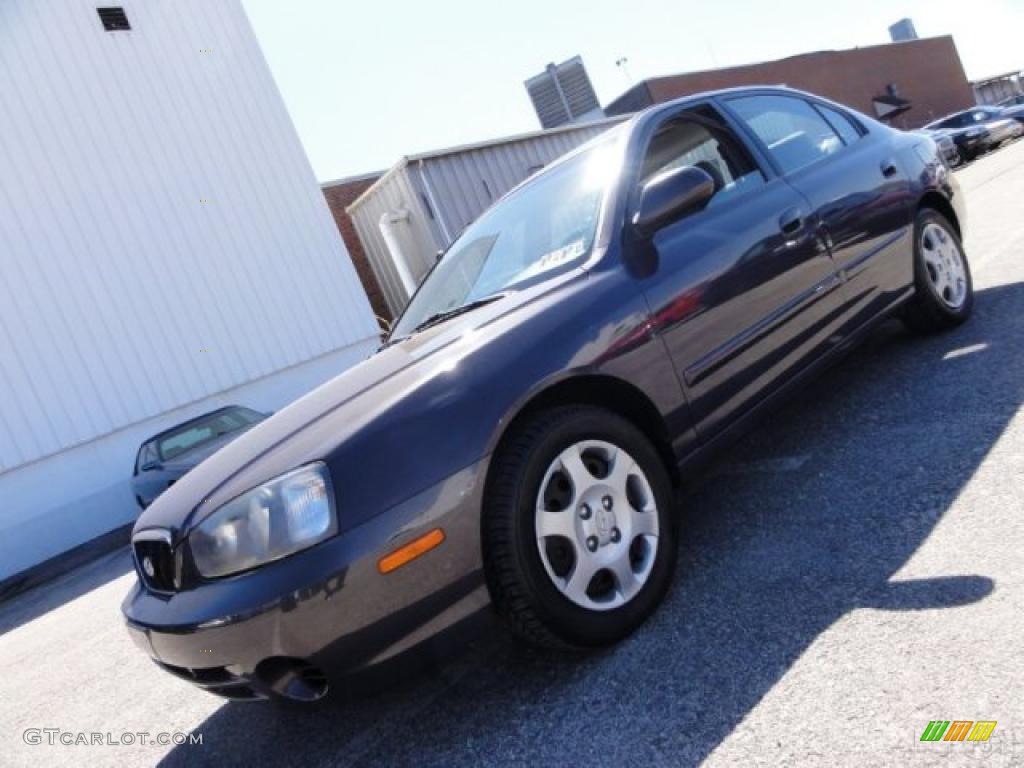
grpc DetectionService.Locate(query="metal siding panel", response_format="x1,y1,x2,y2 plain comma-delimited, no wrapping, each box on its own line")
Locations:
401,169,441,279
348,163,441,317
440,157,480,235
349,173,412,317
44,3,241,406
156,1,319,379
406,163,449,250
0,0,377,472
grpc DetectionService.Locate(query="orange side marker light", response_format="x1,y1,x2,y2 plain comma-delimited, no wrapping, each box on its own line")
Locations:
378,528,445,574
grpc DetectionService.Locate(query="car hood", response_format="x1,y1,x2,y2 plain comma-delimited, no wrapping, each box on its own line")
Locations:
130,280,565,541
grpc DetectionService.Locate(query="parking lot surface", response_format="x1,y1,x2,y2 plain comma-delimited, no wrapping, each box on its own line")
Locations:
2,142,1023,768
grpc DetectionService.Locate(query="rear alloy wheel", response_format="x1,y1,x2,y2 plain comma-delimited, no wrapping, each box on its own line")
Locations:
483,406,677,648
903,209,973,333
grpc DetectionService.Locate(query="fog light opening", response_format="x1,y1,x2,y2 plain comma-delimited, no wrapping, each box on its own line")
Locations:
252,657,329,702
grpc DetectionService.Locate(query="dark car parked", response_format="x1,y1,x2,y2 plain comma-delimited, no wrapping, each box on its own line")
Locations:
924,106,1023,161
996,102,1024,125
131,406,268,509
123,87,972,703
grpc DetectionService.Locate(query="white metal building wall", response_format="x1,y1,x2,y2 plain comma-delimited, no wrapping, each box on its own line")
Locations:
0,0,379,580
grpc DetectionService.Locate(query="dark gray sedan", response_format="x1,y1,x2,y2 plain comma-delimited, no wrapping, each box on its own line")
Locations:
131,406,267,509
123,87,971,703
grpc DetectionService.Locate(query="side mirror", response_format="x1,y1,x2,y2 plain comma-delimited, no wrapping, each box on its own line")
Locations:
633,165,715,238
141,461,163,472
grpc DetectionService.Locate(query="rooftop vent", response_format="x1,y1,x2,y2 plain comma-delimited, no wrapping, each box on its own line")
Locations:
525,56,604,129
97,7,131,31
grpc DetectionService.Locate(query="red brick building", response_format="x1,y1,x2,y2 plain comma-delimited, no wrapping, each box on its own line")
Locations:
321,171,390,322
605,36,975,129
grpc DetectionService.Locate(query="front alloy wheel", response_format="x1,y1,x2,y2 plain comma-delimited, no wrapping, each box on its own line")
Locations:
535,440,659,611
484,405,677,648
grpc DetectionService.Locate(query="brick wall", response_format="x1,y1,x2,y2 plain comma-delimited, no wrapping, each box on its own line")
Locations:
608,36,975,129
322,173,391,322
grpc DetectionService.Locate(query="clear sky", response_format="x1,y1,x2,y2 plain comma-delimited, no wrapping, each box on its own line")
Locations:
241,0,1023,182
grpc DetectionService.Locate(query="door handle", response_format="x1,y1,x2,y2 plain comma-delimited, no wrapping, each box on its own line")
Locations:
779,208,804,235
880,159,899,178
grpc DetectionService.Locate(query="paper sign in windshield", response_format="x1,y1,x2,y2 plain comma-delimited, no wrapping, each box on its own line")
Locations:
537,239,586,271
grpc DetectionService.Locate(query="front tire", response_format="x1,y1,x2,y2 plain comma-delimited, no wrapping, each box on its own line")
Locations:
903,209,973,333
483,405,677,649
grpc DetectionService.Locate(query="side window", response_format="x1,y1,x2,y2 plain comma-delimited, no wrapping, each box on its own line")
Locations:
727,94,844,174
639,105,766,214
816,104,862,145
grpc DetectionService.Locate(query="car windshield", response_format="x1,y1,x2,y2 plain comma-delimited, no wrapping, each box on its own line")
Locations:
389,130,624,339
926,113,968,130
156,407,264,461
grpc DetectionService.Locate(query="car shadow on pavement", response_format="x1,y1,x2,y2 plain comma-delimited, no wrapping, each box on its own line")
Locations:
160,281,1022,768
0,549,133,637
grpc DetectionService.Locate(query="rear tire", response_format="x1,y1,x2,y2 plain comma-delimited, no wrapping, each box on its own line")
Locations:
902,209,973,333
482,405,677,649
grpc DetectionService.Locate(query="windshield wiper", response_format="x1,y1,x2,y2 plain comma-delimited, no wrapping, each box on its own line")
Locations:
378,293,509,351
410,293,508,335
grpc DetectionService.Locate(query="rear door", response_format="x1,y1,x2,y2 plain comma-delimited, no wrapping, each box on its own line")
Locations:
722,92,915,333
629,102,845,439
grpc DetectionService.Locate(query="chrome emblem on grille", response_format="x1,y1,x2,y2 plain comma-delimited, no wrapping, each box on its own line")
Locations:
142,556,155,579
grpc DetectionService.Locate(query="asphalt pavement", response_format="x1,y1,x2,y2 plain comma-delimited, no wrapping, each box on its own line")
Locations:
2,141,1023,768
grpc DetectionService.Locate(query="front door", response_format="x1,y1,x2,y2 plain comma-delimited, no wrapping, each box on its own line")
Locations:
630,103,845,438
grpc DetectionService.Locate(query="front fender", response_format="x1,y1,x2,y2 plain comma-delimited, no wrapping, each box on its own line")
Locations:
323,266,689,534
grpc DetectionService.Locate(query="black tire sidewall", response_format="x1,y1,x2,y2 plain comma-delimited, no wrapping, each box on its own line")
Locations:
913,209,973,322
506,408,677,647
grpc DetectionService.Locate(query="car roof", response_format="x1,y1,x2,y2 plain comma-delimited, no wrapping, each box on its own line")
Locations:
642,84,849,117
926,111,970,127
490,86,830,205
935,106,995,121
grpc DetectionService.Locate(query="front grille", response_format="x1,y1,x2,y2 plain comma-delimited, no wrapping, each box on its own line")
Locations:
134,538,177,591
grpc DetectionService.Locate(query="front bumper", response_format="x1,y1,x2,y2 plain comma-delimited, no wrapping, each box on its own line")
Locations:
122,461,490,701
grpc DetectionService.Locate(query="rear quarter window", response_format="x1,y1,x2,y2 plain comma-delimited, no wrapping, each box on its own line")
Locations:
815,104,862,145
727,94,844,175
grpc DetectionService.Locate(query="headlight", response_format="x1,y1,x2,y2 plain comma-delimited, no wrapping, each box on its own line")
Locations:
190,463,336,578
